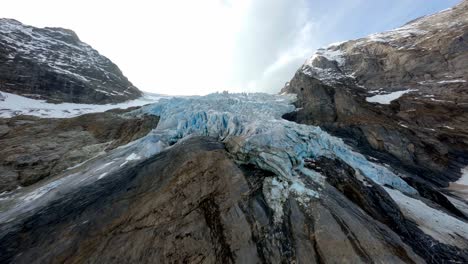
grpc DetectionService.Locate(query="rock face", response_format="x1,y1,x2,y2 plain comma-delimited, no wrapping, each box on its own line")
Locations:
0,108,159,192
0,91,467,263
282,0,468,188
0,137,428,263
1,2,468,264
0,18,142,104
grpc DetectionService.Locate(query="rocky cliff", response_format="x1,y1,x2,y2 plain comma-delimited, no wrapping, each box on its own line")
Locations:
0,137,429,263
1,91,467,263
282,0,468,189
1,2,468,264
0,19,142,104
0,108,159,192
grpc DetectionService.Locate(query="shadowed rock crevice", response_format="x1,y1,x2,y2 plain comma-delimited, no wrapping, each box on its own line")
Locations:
199,197,235,263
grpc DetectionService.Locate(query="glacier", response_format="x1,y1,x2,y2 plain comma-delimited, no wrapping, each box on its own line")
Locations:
138,93,415,192
0,92,417,223
136,92,418,220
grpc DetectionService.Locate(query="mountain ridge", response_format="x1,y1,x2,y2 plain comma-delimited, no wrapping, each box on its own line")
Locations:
282,0,468,190
0,18,142,104
1,2,468,263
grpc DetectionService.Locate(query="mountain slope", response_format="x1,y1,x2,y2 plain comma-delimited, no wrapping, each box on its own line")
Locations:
1,2,468,263
0,137,427,263
0,18,141,104
1,93,467,263
282,0,468,190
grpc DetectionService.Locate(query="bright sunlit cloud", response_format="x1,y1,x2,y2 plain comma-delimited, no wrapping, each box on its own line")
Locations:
0,0,460,95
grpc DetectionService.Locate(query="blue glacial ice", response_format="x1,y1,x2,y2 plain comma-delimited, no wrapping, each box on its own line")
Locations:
0,92,417,224
137,92,416,195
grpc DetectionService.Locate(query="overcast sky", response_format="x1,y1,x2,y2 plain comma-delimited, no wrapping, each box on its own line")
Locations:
0,0,461,95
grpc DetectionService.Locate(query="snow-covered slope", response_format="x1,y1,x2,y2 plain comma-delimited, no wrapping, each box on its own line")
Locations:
298,0,468,91
0,18,142,104
0,91,165,118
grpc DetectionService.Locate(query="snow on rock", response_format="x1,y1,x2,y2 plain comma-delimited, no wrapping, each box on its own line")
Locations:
366,89,417,104
125,153,141,161
457,166,468,186
0,91,166,118
437,79,466,84
419,79,467,85
98,173,108,180
305,47,346,67
385,187,468,247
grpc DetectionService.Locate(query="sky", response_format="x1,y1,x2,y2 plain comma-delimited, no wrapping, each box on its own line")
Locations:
0,0,461,95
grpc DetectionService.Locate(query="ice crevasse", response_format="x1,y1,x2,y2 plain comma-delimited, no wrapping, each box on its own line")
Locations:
132,93,417,219
0,92,419,224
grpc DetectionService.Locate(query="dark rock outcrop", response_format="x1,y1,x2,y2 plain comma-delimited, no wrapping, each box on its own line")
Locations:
0,137,431,263
310,156,468,262
0,108,159,192
0,18,142,104
282,0,468,188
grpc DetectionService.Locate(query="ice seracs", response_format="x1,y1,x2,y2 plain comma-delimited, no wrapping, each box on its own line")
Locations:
137,92,422,221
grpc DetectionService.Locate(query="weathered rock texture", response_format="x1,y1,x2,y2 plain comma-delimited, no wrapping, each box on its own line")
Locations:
0,18,141,104
282,0,468,188
0,108,158,192
1,2,468,264
0,137,435,263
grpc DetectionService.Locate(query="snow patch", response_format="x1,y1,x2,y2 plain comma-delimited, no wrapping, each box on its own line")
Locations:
0,91,166,118
96,161,114,171
385,187,468,247
98,172,108,180
456,166,468,186
437,79,466,84
126,153,140,161
366,89,417,104
305,47,345,67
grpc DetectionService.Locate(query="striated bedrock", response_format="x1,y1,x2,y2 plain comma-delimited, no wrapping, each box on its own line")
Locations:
1,137,467,263
0,108,159,192
1,93,467,263
0,137,438,263
281,0,468,187
0,18,141,104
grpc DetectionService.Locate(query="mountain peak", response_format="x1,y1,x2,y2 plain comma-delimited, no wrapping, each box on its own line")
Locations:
0,18,142,104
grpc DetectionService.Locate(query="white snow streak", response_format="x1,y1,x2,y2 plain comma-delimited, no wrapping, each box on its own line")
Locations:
366,89,417,104
0,91,166,118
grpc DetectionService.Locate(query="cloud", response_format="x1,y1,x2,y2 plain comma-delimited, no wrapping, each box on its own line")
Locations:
227,0,317,92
